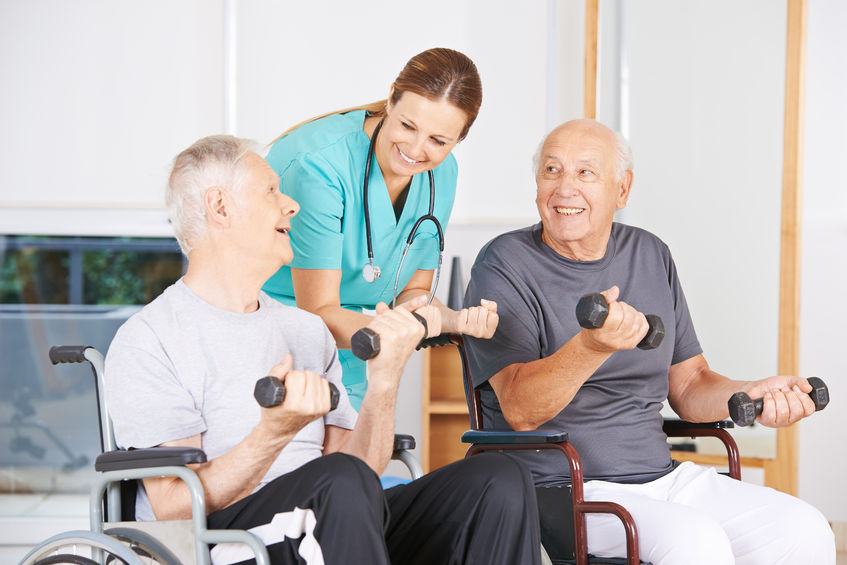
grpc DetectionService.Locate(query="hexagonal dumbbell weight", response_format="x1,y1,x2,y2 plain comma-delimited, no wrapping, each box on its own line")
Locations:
254,376,339,410
727,377,829,427
575,293,665,350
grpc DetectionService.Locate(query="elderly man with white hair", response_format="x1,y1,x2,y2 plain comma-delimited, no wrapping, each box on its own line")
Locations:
104,135,541,565
463,119,834,565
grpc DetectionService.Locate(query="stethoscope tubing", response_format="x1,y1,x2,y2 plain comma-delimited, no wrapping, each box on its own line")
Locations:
362,118,443,307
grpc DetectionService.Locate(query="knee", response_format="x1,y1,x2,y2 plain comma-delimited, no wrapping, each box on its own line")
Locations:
311,453,384,508
652,517,734,565
757,498,835,563
462,453,536,512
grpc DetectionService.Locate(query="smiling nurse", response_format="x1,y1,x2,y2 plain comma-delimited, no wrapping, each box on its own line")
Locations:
262,48,499,410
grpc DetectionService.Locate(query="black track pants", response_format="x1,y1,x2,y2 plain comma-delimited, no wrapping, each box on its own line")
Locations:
206,451,540,565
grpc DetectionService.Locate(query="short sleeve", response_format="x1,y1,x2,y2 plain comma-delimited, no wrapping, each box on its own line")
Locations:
104,321,206,449
666,252,702,365
463,251,543,389
281,157,346,269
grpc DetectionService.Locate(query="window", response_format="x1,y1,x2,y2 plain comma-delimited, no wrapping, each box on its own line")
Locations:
0,235,183,494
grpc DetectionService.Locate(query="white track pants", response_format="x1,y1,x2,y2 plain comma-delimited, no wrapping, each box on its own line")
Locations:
584,461,834,565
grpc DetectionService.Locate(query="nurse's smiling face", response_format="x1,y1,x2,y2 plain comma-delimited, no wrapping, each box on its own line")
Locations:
376,91,467,182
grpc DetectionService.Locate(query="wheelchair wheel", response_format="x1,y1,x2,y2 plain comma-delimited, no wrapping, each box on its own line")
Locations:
103,527,182,565
21,530,141,565
29,556,98,565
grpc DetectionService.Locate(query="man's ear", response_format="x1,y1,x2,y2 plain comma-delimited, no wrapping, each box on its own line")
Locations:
204,187,231,228
616,170,634,209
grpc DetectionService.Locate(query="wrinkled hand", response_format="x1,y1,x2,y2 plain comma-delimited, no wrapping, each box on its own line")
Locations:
411,303,443,338
580,286,649,353
454,299,499,339
260,354,332,435
365,295,427,389
742,376,816,427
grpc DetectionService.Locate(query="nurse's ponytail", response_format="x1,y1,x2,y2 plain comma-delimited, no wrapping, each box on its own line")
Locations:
269,47,482,146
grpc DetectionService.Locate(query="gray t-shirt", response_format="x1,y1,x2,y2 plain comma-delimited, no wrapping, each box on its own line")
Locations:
104,279,358,520
464,222,701,485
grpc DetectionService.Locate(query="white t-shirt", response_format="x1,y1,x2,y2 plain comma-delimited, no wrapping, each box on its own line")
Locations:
104,279,358,520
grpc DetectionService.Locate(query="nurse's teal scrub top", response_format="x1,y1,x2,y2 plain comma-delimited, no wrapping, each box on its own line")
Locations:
262,110,457,410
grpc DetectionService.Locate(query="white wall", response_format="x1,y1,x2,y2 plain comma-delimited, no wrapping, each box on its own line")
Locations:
798,0,847,522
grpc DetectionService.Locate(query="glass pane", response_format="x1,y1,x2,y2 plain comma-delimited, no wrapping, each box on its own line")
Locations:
0,235,182,495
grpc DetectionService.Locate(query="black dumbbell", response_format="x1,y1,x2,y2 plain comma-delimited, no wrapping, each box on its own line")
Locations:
254,376,339,411
727,377,829,427
350,312,428,361
575,293,665,350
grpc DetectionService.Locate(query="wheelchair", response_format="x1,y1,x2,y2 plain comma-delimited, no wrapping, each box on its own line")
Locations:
21,345,422,565
424,334,741,565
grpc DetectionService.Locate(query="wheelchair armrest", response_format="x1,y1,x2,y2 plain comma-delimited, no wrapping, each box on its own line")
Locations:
663,418,740,480
663,418,734,432
393,433,416,451
95,446,207,472
461,429,569,444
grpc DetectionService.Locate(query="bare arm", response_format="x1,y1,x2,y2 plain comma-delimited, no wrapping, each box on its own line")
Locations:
396,269,499,339
667,353,817,426
490,286,649,430
322,297,426,474
143,357,332,519
291,268,372,348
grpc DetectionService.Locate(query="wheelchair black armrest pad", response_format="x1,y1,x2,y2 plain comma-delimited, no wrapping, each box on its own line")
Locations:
461,429,568,444
663,418,734,430
95,446,207,472
393,433,416,451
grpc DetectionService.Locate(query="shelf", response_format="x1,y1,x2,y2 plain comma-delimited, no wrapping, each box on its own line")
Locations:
428,400,469,414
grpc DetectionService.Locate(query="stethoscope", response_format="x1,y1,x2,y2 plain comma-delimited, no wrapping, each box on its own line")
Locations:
361,118,444,308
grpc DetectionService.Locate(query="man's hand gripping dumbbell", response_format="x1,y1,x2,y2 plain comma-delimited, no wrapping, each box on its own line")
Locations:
728,377,829,427
350,296,432,361
253,355,339,430
575,286,666,350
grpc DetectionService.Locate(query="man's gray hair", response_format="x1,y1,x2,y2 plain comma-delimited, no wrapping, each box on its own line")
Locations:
532,122,634,181
166,135,257,255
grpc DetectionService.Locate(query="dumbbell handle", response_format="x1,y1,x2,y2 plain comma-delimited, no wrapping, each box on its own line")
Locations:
350,312,428,361
727,377,829,427
254,376,339,411
575,293,665,350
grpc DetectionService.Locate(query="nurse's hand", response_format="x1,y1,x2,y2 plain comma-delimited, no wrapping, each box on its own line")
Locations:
452,299,499,339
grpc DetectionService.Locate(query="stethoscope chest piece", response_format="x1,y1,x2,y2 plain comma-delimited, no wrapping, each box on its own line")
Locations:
362,262,381,283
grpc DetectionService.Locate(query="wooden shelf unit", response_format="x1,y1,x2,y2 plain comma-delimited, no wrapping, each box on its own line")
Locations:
421,344,471,473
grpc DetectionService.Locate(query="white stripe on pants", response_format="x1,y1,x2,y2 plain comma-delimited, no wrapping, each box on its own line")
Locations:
210,506,325,565
583,461,834,565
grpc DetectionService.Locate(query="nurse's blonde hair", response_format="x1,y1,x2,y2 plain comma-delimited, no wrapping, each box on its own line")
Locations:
269,47,482,145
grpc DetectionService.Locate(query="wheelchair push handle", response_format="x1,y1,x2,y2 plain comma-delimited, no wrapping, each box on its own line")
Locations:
49,345,93,364
254,376,340,411
727,376,829,427
575,293,665,350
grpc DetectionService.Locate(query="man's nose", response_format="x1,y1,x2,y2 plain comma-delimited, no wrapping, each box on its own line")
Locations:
553,174,579,196
279,192,299,217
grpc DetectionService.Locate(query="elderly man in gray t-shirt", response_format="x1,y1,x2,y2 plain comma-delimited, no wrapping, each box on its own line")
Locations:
105,135,541,565
464,119,834,565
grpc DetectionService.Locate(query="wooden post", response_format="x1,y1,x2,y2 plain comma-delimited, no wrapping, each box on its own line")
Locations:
584,0,599,119
766,0,807,495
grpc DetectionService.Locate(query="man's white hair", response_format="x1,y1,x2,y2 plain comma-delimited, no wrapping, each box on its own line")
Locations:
166,135,257,255
532,120,634,181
